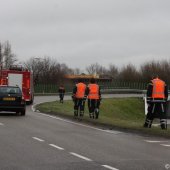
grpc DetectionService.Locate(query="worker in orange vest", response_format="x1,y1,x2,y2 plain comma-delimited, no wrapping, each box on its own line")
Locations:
72,79,87,119
143,75,168,129
86,78,101,119
58,85,65,103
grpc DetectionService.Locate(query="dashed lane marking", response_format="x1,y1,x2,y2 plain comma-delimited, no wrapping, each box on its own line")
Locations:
0,123,4,126
69,152,92,161
144,140,168,143
49,144,64,150
32,137,45,142
160,144,170,147
102,165,119,170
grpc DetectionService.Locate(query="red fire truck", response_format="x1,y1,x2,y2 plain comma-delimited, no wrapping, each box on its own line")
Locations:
0,65,34,104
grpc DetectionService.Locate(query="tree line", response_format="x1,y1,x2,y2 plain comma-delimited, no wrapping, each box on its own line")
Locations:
1,41,170,85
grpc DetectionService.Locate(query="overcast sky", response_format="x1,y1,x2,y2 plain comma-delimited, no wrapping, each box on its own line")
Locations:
0,0,170,69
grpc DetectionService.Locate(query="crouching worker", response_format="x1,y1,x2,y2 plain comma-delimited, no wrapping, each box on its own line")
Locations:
86,78,101,119
143,75,168,129
72,79,87,119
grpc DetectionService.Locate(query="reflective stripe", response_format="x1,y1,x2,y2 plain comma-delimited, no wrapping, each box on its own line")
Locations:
161,103,164,112
145,119,152,127
160,119,167,123
152,104,155,113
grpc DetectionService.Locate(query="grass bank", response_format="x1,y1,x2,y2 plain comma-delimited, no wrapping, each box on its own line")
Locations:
36,98,170,138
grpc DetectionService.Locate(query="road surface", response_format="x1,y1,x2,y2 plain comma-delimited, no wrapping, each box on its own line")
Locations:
0,95,169,170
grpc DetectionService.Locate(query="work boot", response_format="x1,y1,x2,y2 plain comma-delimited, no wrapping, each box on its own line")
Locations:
143,123,148,128
161,123,167,130
160,119,167,130
143,119,152,128
80,111,84,117
74,110,78,118
89,113,92,118
92,112,94,119
95,109,99,119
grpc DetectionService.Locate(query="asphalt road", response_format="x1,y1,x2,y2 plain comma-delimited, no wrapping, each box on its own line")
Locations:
0,95,169,170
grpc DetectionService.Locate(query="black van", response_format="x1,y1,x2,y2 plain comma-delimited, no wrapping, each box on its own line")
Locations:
0,86,26,115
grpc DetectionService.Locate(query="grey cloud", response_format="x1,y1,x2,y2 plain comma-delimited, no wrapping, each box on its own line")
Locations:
1,0,170,69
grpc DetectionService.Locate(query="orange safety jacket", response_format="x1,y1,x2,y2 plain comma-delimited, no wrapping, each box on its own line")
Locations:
75,83,86,98
151,78,165,99
88,84,100,99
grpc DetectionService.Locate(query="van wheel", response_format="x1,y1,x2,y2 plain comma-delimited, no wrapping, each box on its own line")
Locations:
21,109,26,116
16,111,20,116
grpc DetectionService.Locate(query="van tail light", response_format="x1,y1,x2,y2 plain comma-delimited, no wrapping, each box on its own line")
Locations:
21,99,25,104
21,96,25,104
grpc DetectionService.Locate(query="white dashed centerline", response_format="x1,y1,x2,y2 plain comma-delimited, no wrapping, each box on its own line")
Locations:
69,152,92,161
49,144,64,150
32,137,44,142
0,123,4,126
102,165,119,170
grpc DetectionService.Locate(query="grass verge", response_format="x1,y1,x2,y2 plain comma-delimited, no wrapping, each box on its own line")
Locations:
36,98,170,138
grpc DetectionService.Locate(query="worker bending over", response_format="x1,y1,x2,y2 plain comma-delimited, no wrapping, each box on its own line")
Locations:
144,75,168,129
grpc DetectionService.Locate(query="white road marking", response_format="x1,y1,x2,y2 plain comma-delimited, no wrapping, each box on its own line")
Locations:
69,152,92,161
49,144,64,150
0,123,4,126
160,144,170,147
102,165,119,170
33,110,122,135
144,140,168,143
32,137,44,142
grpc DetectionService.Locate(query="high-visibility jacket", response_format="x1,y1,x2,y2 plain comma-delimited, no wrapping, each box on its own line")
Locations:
151,78,165,99
88,84,100,99
75,83,86,98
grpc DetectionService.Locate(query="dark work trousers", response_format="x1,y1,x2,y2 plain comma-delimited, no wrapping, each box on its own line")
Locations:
88,99,100,119
144,102,167,129
59,93,64,103
74,98,85,117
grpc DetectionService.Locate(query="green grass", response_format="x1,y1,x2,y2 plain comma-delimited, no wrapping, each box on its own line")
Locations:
36,98,170,138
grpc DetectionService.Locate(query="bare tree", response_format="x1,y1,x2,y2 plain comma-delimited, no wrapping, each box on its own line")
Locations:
2,41,17,68
140,60,170,84
106,64,119,79
118,64,140,82
72,68,82,75
86,63,107,75
24,56,73,84
0,41,18,70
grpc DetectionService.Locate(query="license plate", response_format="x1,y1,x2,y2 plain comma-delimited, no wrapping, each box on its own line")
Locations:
3,97,15,101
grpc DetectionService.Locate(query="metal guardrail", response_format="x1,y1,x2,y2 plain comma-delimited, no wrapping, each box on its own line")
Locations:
34,82,148,93
35,89,147,95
